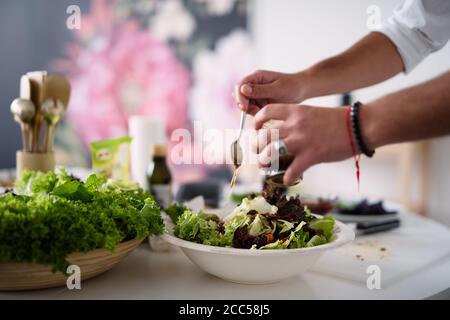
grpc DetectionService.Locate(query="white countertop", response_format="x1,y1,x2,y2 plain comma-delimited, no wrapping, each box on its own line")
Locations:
1,246,449,300
1,211,450,300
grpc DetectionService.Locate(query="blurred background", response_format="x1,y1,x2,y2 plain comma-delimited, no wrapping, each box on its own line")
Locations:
1,0,449,225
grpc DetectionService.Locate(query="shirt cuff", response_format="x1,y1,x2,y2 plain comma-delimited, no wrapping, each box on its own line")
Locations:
377,18,434,74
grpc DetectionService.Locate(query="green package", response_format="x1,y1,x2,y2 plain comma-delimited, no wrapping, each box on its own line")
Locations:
90,136,132,181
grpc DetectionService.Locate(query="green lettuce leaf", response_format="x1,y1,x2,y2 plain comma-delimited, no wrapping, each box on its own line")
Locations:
308,216,335,240
165,203,189,224
140,198,164,236
51,180,93,203
256,239,286,249
84,173,107,191
248,214,272,237
288,229,309,248
14,170,58,195
306,235,328,247
174,210,226,246
260,221,306,249
277,219,295,234
221,213,251,245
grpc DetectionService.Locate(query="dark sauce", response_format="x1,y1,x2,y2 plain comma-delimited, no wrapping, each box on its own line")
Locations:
264,154,301,187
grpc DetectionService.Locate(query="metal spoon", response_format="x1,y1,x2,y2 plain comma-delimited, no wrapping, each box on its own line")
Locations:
230,110,246,187
41,98,65,152
10,98,36,152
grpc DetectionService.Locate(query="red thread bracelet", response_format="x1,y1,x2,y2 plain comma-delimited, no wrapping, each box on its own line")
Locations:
345,106,360,191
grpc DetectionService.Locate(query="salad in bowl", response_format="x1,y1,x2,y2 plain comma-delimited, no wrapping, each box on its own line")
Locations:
173,192,335,250
163,189,354,284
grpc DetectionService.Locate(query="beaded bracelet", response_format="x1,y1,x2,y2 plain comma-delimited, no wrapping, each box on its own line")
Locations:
350,101,375,158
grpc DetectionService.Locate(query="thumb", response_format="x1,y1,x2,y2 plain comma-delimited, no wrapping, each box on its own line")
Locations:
240,82,278,100
283,156,310,186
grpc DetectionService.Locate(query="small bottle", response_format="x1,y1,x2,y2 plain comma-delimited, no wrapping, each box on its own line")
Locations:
147,144,173,208
147,144,173,252
259,120,301,188
264,154,301,187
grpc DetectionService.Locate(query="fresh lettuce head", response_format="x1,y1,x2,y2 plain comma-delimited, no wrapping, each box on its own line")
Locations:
14,168,70,195
1,169,163,273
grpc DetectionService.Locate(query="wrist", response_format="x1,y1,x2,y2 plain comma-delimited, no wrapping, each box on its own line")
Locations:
293,70,313,102
359,101,383,150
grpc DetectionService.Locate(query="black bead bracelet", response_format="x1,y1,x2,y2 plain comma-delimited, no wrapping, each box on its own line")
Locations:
350,101,375,158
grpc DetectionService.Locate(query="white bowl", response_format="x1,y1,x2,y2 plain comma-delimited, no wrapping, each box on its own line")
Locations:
162,217,355,284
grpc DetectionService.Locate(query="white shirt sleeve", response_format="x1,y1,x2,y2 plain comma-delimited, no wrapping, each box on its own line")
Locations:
378,0,450,73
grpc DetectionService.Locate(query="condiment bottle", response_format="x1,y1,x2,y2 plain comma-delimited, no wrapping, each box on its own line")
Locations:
263,154,301,187
147,144,174,252
147,144,172,208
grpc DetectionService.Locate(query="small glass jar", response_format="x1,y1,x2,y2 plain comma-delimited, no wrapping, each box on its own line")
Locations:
263,154,301,187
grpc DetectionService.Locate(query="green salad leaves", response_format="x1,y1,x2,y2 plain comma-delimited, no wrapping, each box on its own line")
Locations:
0,169,163,273
173,195,336,250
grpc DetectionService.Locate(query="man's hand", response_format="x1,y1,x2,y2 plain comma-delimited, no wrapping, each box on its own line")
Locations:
251,69,450,186
234,70,309,115
252,104,352,186
234,32,404,117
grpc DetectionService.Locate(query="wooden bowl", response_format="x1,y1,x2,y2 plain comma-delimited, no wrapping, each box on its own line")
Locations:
0,238,143,291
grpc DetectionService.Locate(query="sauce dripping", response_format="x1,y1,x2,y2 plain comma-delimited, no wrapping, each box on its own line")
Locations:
229,165,240,189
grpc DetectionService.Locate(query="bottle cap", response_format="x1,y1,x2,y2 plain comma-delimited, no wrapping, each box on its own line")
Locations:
152,144,166,157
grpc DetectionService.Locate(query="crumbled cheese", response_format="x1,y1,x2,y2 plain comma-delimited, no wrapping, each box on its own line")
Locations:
225,196,278,221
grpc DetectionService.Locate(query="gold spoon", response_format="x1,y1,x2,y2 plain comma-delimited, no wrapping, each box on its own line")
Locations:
230,110,246,188
41,98,65,152
10,99,36,152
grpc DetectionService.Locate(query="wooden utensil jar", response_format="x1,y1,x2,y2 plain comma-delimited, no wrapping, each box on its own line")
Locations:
11,70,70,177
16,151,55,177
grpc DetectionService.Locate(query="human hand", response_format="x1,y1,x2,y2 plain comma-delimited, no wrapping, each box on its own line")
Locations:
252,104,353,185
234,70,309,115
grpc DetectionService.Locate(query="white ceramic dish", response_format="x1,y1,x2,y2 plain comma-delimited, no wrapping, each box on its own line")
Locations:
162,216,355,284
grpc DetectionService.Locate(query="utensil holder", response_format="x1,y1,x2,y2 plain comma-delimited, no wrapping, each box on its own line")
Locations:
16,151,55,177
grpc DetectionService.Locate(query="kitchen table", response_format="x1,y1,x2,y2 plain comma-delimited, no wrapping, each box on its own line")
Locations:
1,211,450,300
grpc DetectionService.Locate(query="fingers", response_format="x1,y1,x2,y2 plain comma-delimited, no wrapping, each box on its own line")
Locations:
240,82,277,100
251,125,287,154
283,155,311,186
254,104,291,129
234,84,248,107
257,140,277,168
239,70,277,86
257,137,294,168
233,85,260,115
234,70,279,114
256,136,311,186
238,101,262,116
